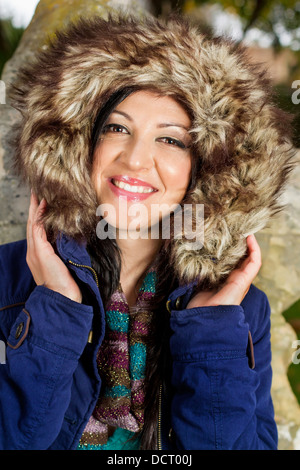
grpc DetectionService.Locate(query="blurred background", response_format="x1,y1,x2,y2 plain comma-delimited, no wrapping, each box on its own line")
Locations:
0,0,300,442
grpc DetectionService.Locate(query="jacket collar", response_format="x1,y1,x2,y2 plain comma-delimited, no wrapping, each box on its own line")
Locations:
55,232,199,311
56,232,92,267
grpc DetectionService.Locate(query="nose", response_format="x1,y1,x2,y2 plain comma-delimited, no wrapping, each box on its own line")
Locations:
118,136,154,171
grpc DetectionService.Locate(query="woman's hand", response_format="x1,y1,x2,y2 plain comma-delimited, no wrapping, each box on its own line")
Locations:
26,192,82,303
187,234,261,308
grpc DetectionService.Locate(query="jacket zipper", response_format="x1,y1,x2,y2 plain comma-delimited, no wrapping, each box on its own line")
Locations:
69,259,164,446
68,258,164,446
68,260,99,344
68,260,99,289
158,383,162,450
68,259,163,447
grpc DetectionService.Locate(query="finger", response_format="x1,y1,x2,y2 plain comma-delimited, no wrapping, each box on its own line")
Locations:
32,198,48,242
27,192,39,248
239,234,261,281
34,198,47,227
26,192,39,271
29,191,39,219
238,234,261,268
223,235,261,300
246,234,261,267
246,233,259,252
28,193,47,252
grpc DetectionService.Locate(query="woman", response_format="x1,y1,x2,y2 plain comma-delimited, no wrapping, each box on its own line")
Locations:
0,13,295,450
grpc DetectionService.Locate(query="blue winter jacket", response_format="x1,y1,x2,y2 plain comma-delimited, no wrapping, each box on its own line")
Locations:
0,235,277,450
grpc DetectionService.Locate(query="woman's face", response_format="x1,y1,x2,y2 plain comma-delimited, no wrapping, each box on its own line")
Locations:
92,90,192,237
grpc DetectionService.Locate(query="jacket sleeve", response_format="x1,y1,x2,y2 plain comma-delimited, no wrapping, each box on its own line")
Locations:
169,291,278,450
0,285,93,450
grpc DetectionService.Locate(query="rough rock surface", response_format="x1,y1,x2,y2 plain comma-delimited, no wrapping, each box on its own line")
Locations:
255,154,300,449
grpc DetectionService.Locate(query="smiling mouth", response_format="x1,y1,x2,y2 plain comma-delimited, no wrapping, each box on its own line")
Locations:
110,178,157,194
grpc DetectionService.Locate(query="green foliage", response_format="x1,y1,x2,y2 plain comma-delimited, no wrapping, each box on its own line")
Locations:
152,1,300,55
0,18,24,77
192,0,300,50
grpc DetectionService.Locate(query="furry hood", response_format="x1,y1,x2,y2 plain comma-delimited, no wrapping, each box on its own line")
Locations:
10,13,295,288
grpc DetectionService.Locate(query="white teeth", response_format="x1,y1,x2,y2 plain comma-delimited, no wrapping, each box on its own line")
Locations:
112,179,155,194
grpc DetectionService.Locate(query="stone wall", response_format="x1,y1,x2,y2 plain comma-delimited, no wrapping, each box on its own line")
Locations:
255,154,300,449
1,0,300,449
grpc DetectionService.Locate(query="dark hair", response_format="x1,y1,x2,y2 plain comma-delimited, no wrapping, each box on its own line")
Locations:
90,87,136,158
87,86,200,449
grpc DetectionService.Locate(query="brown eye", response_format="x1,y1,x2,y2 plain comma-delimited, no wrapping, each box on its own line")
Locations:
157,136,187,149
103,124,129,134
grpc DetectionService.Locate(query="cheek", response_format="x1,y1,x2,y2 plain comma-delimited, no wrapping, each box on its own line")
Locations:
160,157,192,195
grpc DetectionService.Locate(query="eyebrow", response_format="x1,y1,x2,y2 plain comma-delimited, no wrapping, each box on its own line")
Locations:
157,123,190,131
111,110,190,131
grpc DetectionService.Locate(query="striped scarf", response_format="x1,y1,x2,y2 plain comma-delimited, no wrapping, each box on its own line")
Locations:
79,267,156,446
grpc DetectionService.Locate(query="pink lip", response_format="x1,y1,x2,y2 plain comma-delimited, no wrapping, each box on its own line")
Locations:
111,175,156,188
108,175,158,202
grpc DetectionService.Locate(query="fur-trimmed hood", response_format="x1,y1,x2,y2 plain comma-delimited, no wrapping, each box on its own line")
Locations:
10,13,296,288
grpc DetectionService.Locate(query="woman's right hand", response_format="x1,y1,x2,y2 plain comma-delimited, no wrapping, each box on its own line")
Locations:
26,192,82,303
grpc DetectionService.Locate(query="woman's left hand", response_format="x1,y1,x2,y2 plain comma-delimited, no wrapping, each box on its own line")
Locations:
187,234,262,308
